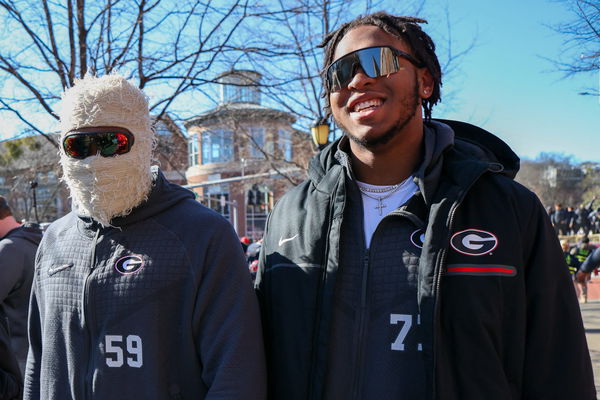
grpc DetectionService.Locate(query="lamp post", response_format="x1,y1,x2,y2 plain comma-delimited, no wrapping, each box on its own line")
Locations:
311,118,330,151
30,180,39,223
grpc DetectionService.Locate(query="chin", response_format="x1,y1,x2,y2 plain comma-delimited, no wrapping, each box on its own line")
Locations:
347,130,386,148
343,118,412,149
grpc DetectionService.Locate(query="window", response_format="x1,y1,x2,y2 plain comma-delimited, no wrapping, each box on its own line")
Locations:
188,135,199,166
154,122,171,136
205,193,230,217
279,129,293,161
248,127,265,158
47,171,57,184
35,185,59,220
223,85,260,104
201,129,233,164
246,184,272,239
200,175,230,218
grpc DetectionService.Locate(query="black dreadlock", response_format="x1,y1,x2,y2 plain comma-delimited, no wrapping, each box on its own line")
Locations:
319,12,442,121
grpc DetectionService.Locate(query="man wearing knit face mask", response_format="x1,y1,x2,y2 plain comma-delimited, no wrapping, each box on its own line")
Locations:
24,74,266,400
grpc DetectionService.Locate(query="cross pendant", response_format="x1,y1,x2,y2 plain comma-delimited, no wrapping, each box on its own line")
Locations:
375,199,386,216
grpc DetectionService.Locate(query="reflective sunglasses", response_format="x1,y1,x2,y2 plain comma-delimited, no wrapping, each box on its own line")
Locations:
62,127,135,159
325,46,424,92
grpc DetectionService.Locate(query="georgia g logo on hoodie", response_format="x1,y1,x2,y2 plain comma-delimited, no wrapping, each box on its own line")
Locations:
115,255,145,275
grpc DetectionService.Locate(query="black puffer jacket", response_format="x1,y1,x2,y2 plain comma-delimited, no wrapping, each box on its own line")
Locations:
256,119,595,400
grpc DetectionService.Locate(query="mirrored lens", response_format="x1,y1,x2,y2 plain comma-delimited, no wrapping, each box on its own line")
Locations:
327,57,354,92
98,132,131,157
375,47,399,76
63,131,133,159
327,55,358,92
64,135,95,159
355,47,383,78
326,46,405,91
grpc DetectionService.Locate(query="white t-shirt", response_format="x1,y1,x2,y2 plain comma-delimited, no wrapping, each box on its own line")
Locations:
356,177,418,248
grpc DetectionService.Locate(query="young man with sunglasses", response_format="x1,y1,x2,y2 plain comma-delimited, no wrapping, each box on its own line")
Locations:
255,12,594,399
24,74,266,400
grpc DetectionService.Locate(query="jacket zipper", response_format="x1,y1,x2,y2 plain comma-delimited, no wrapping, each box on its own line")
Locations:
82,228,100,400
351,252,371,400
307,181,338,400
431,168,490,399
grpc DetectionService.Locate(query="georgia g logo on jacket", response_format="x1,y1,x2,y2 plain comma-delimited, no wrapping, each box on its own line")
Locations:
450,229,498,256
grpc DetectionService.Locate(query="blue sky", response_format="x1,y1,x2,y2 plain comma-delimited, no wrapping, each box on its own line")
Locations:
420,0,599,162
1,0,597,163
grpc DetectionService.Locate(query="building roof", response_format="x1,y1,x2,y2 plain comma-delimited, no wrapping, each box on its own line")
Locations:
184,102,296,128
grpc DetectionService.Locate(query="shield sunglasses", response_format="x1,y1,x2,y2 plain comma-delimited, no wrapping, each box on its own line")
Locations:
325,46,424,92
62,127,135,159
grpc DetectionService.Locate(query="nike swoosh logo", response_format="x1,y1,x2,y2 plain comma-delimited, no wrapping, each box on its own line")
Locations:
278,234,298,247
48,263,73,276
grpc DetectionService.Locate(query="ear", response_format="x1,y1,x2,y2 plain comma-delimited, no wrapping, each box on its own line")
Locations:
418,68,434,100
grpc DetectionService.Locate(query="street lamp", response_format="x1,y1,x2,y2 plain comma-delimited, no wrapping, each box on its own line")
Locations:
30,180,39,223
311,118,330,150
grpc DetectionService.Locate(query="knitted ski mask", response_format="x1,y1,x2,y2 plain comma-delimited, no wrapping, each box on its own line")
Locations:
59,74,156,227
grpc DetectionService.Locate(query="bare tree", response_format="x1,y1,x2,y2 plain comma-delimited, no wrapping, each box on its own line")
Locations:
550,0,599,96
0,0,275,145
227,0,472,138
516,152,589,207
0,136,64,222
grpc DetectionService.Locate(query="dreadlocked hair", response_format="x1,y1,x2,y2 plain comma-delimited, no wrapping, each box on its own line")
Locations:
319,12,442,121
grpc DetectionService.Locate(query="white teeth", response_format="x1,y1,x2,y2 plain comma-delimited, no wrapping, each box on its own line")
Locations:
352,99,383,112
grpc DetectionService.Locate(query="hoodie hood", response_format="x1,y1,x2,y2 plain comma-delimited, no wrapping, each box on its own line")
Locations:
77,166,194,229
3,222,43,246
307,119,520,189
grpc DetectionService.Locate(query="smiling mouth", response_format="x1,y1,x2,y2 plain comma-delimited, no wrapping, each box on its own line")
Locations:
351,98,383,113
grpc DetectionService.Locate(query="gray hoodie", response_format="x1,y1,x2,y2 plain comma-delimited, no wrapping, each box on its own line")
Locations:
24,169,266,400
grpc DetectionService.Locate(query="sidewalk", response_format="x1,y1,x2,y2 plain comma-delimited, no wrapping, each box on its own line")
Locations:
586,278,600,301
580,301,600,394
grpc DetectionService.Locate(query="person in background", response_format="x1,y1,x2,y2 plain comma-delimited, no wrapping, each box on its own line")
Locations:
574,198,595,235
566,206,576,235
24,74,266,400
589,207,600,234
0,196,42,378
575,237,595,268
551,203,568,235
562,240,585,302
577,246,600,284
255,12,594,399
240,236,251,253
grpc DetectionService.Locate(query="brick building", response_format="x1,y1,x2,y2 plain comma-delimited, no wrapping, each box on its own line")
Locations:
184,70,311,238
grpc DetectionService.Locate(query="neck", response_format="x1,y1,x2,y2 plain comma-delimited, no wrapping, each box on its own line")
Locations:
0,216,21,238
349,120,424,185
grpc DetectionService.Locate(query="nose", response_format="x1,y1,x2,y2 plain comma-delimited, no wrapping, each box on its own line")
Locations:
346,68,376,90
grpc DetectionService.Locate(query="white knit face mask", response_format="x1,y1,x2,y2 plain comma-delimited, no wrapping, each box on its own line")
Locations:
58,74,156,227
60,141,153,227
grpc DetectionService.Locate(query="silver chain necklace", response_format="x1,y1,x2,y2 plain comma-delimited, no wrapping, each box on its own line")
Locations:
357,183,400,194
357,184,403,216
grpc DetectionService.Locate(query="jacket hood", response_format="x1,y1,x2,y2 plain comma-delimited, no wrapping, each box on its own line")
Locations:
4,222,43,246
436,119,520,179
307,119,520,187
77,167,195,228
